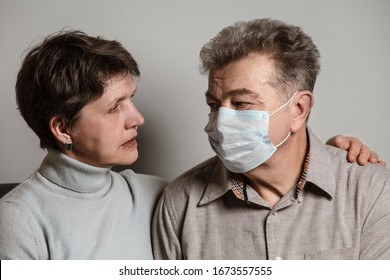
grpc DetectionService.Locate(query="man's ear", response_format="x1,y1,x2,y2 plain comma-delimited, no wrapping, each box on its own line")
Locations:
49,115,72,146
291,91,313,133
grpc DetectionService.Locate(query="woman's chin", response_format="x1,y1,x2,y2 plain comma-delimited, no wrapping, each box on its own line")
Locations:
114,152,139,166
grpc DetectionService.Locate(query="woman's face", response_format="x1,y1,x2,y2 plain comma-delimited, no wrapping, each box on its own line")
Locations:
67,74,144,167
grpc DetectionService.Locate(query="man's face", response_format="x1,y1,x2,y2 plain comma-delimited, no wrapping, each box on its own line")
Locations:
67,74,145,167
205,53,292,148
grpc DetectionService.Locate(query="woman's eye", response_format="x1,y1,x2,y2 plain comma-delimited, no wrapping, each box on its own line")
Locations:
109,104,120,112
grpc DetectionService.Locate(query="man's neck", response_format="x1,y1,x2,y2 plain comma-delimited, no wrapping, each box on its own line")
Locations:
243,129,308,207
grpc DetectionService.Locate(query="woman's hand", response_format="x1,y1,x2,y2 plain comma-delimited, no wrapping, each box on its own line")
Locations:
327,135,386,166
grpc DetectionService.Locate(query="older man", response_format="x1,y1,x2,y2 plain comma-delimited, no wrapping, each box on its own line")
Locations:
152,18,390,260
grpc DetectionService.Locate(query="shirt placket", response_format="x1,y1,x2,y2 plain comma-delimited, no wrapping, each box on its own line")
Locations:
265,209,282,260
262,195,294,260
229,152,310,260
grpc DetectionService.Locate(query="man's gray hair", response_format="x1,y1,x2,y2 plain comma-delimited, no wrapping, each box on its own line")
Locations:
200,18,321,97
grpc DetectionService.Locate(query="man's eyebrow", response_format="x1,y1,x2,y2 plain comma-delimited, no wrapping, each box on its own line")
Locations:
205,88,259,99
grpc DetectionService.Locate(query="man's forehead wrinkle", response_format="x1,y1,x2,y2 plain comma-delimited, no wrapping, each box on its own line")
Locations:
226,88,259,98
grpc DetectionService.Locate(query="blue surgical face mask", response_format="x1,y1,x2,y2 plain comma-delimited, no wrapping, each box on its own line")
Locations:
204,92,296,173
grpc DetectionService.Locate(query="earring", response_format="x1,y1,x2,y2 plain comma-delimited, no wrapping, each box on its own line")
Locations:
65,142,73,151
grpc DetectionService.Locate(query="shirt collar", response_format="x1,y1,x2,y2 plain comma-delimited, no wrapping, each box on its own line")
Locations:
199,158,231,206
305,127,336,199
199,127,335,206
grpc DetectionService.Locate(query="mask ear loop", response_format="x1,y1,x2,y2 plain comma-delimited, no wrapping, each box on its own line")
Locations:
269,91,298,117
269,91,297,148
275,131,291,148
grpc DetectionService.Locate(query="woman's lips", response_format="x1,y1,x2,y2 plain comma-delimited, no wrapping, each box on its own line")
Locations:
122,137,137,148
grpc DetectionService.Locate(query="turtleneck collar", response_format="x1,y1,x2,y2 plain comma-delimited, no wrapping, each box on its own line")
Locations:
38,148,112,194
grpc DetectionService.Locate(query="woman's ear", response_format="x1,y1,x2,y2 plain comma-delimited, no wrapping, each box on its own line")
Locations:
49,115,72,147
291,91,313,133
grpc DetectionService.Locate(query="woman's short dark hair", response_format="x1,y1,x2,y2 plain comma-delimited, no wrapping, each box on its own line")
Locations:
16,30,140,149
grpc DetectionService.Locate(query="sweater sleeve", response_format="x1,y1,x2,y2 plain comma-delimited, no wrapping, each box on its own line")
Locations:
0,200,43,259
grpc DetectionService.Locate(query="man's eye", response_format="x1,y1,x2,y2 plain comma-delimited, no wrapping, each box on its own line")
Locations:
234,102,249,108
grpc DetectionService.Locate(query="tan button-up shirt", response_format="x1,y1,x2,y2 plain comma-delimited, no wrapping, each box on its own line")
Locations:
152,129,390,259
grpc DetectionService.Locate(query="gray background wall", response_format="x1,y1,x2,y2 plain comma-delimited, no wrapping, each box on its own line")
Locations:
1,0,389,183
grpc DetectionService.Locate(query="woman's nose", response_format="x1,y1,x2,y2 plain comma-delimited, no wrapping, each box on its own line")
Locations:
125,102,144,129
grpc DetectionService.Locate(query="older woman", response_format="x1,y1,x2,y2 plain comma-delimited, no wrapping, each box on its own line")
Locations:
0,31,167,259
0,30,382,260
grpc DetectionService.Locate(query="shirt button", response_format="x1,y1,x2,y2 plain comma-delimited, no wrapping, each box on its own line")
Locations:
275,256,282,260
